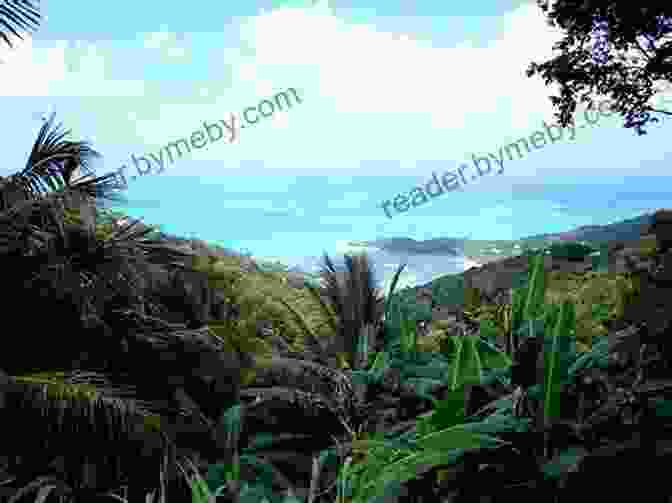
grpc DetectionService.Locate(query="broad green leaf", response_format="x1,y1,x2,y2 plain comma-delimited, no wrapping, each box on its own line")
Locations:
219,403,243,450
383,263,408,321
402,363,450,380
465,392,515,418
541,445,588,481
543,300,575,429
370,350,389,373
477,336,513,368
403,378,446,398
352,449,465,503
354,324,373,370
352,424,512,503
478,318,499,340
651,398,672,422
400,313,418,358
415,421,513,452
543,303,560,333
523,253,546,321
480,366,512,389
447,335,484,391
428,387,466,431
511,285,527,333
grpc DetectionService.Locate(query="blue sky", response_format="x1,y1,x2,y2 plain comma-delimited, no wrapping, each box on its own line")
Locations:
2,0,672,288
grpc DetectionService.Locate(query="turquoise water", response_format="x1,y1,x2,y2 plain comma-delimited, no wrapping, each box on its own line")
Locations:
110,173,668,262
96,171,671,290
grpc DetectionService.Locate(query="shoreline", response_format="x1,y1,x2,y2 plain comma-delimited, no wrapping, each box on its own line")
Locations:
464,254,514,269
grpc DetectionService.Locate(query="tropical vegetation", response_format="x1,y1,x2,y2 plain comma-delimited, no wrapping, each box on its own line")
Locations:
2,0,672,501
0,0,40,50
526,1,672,135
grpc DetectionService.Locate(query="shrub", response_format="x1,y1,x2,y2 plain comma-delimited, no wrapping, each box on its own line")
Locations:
544,270,639,351
547,241,597,261
463,286,483,311
638,235,658,258
386,288,432,323
432,275,467,306
191,255,329,354
648,208,672,253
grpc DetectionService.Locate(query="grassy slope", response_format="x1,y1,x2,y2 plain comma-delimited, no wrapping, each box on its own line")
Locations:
385,234,657,354
98,206,657,363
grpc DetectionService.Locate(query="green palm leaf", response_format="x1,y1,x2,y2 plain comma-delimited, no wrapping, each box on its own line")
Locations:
303,281,339,336
8,113,124,207
0,369,178,499
0,0,39,50
269,293,331,361
317,252,387,369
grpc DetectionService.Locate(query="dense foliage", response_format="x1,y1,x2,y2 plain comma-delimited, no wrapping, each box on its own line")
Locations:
0,0,40,49
546,241,597,261
526,0,672,135
2,1,672,501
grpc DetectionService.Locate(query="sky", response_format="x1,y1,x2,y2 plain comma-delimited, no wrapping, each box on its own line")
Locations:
2,0,672,290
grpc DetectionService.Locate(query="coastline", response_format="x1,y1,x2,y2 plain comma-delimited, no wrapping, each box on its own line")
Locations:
464,254,513,269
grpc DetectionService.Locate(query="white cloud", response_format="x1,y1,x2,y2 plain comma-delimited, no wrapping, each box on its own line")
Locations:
142,27,191,62
143,28,174,50
208,1,672,170
4,1,671,181
0,37,146,97
193,2,576,166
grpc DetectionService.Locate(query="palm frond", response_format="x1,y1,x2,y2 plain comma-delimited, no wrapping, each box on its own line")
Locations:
317,252,386,368
58,171,128,207
271,294,331,361
303,282,339,338
0,0,40,50
0,369,179,499
0,196,61,255
0,204,200,375
0,113,119,213
19,216,183,324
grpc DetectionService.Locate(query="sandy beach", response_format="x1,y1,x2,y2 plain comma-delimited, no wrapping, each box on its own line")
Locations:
464,254,513,269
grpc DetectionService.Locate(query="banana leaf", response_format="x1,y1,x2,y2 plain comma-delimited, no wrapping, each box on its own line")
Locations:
480,366,512,388
350,418,518,503
446,335,484,391
522,253,547,322
478,318,499,341
353,323,374,371
422,386,467,433
370,350,390,374
401,362,451,381
400,313,418,359
476,335,513,369
567,335,611,375
402,377,446,401
383,263,408,322
542,300,575,430
540,445,588,483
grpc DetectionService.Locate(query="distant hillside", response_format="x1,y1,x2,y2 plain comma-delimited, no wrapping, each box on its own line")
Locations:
348,237,467,255
348,213,655,260
520,212,654,244
397,209,660,310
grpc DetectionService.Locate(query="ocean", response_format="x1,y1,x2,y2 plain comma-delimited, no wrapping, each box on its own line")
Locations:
107,172,672,292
